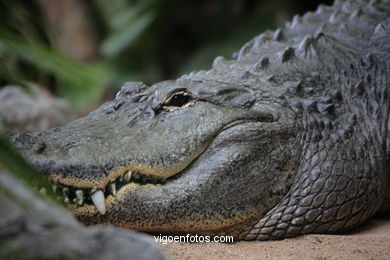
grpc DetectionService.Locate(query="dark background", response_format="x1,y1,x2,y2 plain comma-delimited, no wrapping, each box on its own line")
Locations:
0,0,333,106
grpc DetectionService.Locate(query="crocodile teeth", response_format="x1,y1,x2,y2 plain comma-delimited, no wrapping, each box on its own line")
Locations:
75,190,84,206
91,190,106,215
51,184,58,192
39,188,47,195
63,188,69,203
108,183,116,196
124,171,132,182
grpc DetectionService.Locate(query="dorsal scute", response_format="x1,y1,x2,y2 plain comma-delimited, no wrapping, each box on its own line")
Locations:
234,0,389,69
180,0,390,112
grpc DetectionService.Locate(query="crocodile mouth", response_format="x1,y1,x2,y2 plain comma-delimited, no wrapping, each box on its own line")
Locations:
43,170,168,215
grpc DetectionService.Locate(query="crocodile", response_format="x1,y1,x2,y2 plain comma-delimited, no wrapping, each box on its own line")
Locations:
12,0,390,240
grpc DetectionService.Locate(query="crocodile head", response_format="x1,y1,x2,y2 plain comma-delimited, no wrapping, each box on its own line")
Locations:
12,78,298,238
12,0,390,240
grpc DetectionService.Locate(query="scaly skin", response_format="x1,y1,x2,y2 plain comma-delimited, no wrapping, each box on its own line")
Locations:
13,0,390,240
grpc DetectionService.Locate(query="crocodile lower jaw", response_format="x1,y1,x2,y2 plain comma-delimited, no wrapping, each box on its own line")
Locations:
39,171,166,214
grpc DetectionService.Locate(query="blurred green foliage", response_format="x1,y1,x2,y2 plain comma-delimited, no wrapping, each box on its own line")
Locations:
0,1,110,106
0,133,63,205
0,0,284,106
0,0,331,106
98,0,155,58
0,32,108,104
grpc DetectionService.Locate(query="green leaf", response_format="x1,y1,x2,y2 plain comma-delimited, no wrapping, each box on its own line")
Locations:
0,31,109,106
101,12,154,58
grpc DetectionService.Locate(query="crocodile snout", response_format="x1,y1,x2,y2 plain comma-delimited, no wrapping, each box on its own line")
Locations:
12,133,47,155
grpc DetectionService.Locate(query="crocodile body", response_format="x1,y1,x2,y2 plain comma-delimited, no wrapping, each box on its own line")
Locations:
13,0,390,240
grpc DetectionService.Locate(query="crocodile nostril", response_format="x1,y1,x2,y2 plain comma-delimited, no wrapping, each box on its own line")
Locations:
11,133,47,155
29,137,38,145
35,143,47,154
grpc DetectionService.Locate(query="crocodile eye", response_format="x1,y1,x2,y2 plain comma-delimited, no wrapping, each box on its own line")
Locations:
162,91,194,111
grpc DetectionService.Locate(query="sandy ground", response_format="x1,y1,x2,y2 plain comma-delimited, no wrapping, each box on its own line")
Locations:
162,215,390,260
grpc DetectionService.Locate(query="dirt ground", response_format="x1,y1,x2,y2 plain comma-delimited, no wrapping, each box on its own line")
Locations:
162,215,390,260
